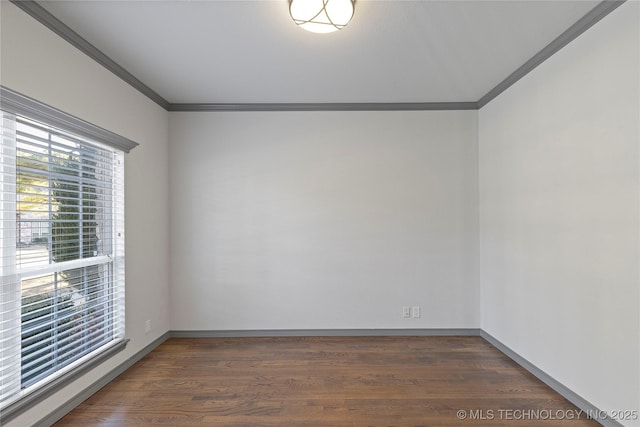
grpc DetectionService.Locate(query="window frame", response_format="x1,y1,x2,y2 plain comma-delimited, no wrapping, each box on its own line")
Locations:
0,87,136,422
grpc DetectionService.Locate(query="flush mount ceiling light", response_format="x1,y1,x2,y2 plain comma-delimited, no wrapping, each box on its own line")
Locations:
289,0,355,33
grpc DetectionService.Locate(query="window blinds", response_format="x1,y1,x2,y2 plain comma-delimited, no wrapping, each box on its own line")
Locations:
0,111,125,407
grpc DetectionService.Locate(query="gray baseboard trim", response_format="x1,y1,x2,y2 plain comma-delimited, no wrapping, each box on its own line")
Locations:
480,330,623,427
33,332,171,427
170,328,481,338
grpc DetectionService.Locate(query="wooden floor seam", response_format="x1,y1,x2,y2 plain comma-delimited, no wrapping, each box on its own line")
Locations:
54,336,604,426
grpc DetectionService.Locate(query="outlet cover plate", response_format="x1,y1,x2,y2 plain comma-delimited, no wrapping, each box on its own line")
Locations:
402,306,411,318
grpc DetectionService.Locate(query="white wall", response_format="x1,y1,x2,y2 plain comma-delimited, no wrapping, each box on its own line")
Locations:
479,3,639,425
1,2,171,426
169,111,479,330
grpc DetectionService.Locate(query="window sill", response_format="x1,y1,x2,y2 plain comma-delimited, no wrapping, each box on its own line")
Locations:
0,338,129,424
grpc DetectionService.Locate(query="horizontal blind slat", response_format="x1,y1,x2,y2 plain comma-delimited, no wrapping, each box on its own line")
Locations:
1,106,126,407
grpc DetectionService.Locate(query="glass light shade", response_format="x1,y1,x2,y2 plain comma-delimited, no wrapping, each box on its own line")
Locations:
290,0,355,33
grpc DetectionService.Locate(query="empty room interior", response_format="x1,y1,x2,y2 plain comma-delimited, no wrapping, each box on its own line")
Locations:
0,0,639,426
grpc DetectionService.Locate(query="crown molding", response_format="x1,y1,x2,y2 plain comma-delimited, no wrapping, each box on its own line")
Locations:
9,0,170,110
478,0,626,108
10,0,625,112
167,102,479,112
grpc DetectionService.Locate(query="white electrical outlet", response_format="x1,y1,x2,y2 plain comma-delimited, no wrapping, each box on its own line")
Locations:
412,306,421,318
402,306,411,318
145,319,151,334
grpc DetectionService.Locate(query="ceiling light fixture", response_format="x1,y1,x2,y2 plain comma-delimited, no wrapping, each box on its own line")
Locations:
289,0,355,34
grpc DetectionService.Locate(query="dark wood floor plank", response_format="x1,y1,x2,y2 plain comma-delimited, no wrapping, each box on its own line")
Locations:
54,337,601,426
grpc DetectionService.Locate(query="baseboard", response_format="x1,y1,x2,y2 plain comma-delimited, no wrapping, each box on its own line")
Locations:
31,329,624,427
171,328,482,338
33,331,171,427
480,330,623,427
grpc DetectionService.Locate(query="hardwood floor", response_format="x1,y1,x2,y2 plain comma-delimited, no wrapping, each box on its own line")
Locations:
55,336,601,426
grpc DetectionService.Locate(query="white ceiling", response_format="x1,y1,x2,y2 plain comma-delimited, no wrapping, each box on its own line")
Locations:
39,0,601,104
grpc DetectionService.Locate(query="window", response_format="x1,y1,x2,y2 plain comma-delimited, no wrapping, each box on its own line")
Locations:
0,87,136,417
